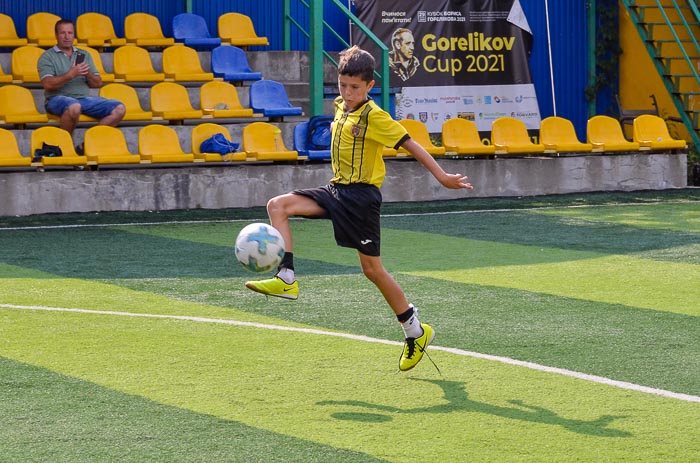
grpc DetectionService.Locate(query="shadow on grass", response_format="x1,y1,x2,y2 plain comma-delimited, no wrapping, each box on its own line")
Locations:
318,378,631,438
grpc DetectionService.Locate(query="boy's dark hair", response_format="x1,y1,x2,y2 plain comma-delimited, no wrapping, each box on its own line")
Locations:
338,45,375,83
55,18,74,33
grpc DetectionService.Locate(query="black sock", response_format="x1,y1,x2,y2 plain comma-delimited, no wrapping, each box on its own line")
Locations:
396,306,414,323
279,252,294,271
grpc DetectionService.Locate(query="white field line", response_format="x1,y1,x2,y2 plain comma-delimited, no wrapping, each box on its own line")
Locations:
0,200,699,231
2,303,699,404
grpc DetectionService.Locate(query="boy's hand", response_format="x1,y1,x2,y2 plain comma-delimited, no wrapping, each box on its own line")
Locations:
441,173,474,190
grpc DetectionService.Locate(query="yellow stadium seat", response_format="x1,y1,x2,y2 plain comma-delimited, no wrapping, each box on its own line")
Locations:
27,12,62,47
162,45,214,82
76,12,127,48
113,46,165,82
82,46,115,83
242,122,298,161
84,125,141,165
586,115,640,152
199,81,254,118
0,128,31,167
0,14,28,48
217,12,269,49
138,124,195,163
0,85,49,126
124,12,175,47
632,114,687,151
150,82,205,122
30,126,88,167
0,64,13,83
491,117,545,155
191,123,246,162
539,116,592,154
397,119,446,156
441,118,495,156
382,147,398,157
11,46,43,83
99,83,155,121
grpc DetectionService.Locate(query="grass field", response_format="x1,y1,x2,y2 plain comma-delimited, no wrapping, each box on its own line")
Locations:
0,189,698,462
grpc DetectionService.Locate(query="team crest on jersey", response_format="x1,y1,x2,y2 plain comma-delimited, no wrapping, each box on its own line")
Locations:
352,124,366,138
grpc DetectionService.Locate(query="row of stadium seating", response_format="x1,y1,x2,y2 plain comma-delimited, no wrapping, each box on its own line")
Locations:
0,11,268,50
0,80,303,126
1,44,262,85
0,114,685,170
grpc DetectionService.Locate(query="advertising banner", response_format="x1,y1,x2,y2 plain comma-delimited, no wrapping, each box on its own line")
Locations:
353,0,541,135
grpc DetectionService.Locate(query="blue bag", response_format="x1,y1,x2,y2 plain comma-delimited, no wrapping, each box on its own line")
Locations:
200,133,239,155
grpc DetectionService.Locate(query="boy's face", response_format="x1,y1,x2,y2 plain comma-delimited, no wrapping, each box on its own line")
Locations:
338,74,375,111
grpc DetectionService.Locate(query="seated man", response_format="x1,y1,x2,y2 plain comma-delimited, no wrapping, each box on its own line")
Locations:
38,18,125,152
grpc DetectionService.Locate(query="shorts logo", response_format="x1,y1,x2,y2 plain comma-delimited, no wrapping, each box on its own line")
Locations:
360,239,373,245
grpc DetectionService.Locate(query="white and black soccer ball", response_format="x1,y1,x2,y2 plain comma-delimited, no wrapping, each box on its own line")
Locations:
234,223,285,273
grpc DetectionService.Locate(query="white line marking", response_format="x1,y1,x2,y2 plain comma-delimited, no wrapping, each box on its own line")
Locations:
2,303,698,404
0,200,698,231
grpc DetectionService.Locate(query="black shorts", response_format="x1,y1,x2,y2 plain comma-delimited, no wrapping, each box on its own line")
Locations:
293,183,382,256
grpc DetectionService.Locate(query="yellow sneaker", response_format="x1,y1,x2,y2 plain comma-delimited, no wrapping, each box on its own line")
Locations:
245,276,299,300
399,323,434,371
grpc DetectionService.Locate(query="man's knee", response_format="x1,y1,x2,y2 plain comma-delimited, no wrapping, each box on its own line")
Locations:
111,103,126,120
64,103,81,119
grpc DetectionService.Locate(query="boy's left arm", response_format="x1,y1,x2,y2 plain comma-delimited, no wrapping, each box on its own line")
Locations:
402,138,474,190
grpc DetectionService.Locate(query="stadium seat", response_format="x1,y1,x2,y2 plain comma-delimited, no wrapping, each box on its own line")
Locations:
138,124,195,163
0,128,31,167
11,46,43,83
382,147,398,157
491,117,545,155
172,13,221,49
26,12,62,47
398,119,446,156
249,80,303,120
124,12,175,47
30,126,88,167
587,115,640,152
191,123,246,162
84,125,141,165
211,45,262,84
0,64,14,83
82,46,115,83
217,12,269,49
441,118,495,156
150,82,205,122
632,114,687,151
0,14,28,48
162,45,214,82
199,81,254,119
293,120,331,161
76,12,127,49
539,116,592,154
0,85,49,126
242,121,299,161
113,46,165,82
99,83,155,121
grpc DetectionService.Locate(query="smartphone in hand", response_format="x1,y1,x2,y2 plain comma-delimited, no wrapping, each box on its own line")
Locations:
75,53,85,65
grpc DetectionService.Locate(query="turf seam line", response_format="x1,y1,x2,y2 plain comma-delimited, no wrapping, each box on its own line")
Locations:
2,303,699,404
1,200,699,231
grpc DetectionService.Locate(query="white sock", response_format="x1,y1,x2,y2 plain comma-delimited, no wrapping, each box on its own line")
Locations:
400,304,423,338
276,268,295,284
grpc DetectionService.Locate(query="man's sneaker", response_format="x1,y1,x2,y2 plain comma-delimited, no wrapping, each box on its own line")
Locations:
399,323,434,371
245,276,299,300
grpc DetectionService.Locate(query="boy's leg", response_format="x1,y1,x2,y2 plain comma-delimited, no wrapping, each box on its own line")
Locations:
245,193,325,300
358,253,435,371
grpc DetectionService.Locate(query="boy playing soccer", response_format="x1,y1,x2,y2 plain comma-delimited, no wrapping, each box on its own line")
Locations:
246,45,473,371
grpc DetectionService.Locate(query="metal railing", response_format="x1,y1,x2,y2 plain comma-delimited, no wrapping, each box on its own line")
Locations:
283,0,390,116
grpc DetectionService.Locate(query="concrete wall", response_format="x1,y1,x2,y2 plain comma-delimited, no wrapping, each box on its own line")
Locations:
0,153,687,217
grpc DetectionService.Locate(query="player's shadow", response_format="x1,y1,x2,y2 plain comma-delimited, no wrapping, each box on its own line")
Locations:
317,378,631,438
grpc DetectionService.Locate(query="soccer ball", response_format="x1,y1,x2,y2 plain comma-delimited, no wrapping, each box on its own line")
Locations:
234,223,286,273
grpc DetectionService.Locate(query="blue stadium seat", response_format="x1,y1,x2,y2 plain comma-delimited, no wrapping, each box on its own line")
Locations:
172,13,221,49
211,45,262,84
294,122,331,161
249,80,303,120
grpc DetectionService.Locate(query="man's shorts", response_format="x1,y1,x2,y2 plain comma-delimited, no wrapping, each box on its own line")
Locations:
293,183,382,256
45,96,122,119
